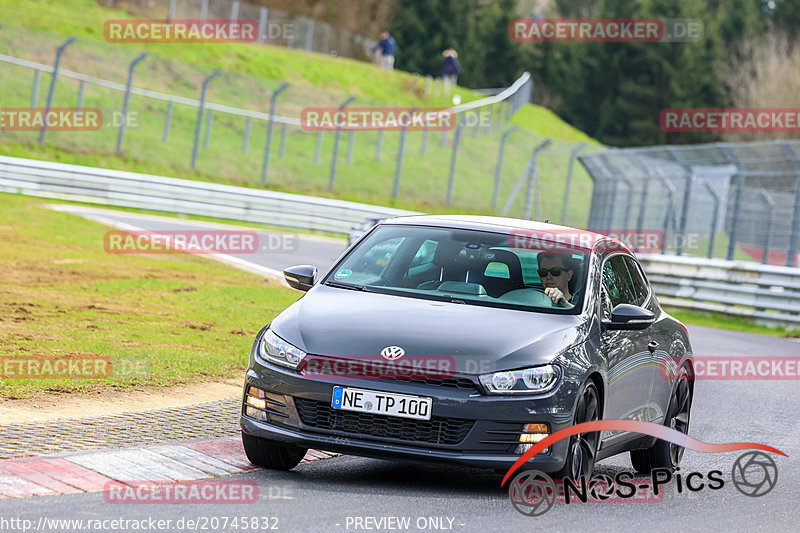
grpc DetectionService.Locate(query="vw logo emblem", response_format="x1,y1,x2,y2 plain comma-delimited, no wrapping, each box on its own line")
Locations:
381,346,405,360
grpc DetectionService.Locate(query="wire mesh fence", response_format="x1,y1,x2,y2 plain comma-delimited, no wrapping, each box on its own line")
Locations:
0,24,599,227
580,140,800,267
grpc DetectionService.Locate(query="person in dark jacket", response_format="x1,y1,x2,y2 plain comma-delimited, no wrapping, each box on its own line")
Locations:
370,31,397,70
442,49,462,96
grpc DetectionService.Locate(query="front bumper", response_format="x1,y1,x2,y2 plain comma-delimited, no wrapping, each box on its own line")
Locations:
240,359,579,472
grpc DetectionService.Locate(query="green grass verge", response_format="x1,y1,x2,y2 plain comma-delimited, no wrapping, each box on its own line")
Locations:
0,193,302,398
664,307,798,338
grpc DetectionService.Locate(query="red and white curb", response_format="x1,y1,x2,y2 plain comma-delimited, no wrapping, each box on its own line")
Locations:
0,437,336,499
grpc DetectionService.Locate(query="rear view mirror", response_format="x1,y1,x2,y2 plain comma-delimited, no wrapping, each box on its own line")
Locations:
602,304,655,331
283,265,317,291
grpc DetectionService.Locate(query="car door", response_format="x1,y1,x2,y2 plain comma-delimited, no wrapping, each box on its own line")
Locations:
598,254,657,441
624,255,674,424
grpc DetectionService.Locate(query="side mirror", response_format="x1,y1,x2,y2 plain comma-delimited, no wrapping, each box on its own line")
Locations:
602,304,655,331
283,265,317,292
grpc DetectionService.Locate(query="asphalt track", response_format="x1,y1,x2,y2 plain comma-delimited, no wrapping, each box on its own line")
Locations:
2,206,798,532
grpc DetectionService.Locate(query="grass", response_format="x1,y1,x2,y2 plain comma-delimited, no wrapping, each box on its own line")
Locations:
0,0,604,227
0,193,302,398
664,307,799,338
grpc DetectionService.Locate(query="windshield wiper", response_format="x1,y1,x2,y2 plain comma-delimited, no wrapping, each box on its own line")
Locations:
325,280,372,292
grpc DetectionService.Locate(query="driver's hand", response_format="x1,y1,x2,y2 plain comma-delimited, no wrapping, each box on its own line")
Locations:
544,287,573,308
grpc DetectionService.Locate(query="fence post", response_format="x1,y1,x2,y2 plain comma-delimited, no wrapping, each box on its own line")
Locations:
759,191,775,264
440,128,447,148
375,130,383,162
619,176,634,232
523,139,552,219
305,19,314,50
780,142,800,267
116,51,148,154
39,37,77,144
279,124,288,159
203,110,214,148
655,172,676,254
258,8,268,43
424,75,432,95
191,69,221,169
393,107,417,199
329,95,356,189
168,0,176,19
242,117,252,153
31,70,40,108
162,102,172,142
346,130,355,165
420,129,428,155
262,81,290,185
559,142,587,224
230,1,239,20
199,0,208,20
492,125,517,211
445,118,465,206
703,181,721,259
76,81,85,109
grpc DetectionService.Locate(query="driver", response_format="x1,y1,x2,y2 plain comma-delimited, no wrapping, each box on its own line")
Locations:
537,252,577,308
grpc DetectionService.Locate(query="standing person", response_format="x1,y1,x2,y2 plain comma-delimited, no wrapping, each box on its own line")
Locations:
370,31,396,71
442,49,462,97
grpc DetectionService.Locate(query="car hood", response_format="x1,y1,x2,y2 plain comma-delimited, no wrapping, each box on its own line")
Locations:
270,285,589,373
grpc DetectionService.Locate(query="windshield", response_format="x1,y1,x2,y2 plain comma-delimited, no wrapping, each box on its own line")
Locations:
324,224,589,314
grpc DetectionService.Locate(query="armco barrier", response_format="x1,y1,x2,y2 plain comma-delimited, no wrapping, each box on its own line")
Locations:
0,155,416,234
638,253,800,329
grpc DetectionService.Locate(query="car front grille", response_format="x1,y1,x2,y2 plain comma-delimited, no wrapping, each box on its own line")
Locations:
385,376,478,390
293,398,474,446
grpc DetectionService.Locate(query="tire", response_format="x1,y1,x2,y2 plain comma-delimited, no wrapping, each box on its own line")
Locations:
242,432,308,471
554,382,600,481
630,366,692,473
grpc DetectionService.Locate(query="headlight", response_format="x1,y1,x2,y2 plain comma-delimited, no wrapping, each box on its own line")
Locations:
479,364,560,394
257,329,307,369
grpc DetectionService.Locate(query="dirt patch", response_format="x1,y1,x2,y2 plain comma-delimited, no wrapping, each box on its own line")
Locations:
0,378,243,423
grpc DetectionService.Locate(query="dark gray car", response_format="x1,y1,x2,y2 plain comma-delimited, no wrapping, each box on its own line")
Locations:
240,215,694,480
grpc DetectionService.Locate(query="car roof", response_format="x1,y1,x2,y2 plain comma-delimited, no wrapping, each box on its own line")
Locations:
379,214,630,254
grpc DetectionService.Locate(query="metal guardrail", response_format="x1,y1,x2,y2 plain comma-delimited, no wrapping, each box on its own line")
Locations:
0,155,416,234
638,254,800,329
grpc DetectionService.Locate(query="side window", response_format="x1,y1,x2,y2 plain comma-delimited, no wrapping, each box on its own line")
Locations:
623,256,650,306
602,255,638,310
409,239,438,268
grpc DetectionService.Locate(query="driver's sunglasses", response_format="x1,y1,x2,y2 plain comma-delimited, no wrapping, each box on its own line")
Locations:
538,267,568,278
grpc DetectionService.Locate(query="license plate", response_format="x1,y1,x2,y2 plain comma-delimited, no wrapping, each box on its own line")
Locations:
331,386,432,421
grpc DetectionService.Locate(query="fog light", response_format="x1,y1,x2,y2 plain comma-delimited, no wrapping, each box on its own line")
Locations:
516,443,550,455
246,395,267,410
247,386,266,399
519,423,549,443
245,406,267,421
